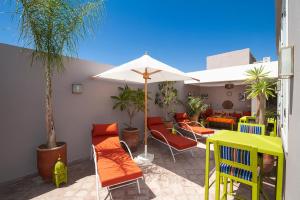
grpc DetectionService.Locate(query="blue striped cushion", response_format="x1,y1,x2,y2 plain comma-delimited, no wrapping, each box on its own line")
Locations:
220,163,252,181
220,146,250,165
240,124,262,135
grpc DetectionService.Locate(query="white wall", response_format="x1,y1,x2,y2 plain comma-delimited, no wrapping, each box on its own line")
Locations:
0,43,164,183
283,0,300,199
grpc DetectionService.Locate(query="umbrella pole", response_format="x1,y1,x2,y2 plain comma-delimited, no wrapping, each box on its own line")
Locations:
144,69,148,157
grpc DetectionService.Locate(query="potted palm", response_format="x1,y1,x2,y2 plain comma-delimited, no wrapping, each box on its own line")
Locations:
155,81,179,128
186,96,208,124
111,85,145,152
16,0,103,180
244,66,276,173
244,66,276,124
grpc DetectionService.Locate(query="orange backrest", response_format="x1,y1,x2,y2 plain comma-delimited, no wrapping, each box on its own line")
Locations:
147,117,164,128
175,112,188,120
92,123,119,137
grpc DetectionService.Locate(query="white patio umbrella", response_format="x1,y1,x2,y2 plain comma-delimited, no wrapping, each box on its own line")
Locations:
94,53,198,162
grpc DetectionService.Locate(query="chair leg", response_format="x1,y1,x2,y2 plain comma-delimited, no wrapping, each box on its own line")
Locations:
190,149,194,157
252,183,258,200
108,188,113,200
223,177,228,200
136,179,141,194
215,171,220,200
229,179,234,194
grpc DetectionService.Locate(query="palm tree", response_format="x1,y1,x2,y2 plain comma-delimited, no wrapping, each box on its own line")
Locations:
244,66,276,124
16,0,104,148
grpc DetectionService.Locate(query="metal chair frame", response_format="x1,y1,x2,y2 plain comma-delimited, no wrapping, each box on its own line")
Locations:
176,121,213,139
92,141,143,200
148,128,197,162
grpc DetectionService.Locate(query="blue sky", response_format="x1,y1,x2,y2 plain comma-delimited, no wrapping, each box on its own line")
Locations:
0,0,276,72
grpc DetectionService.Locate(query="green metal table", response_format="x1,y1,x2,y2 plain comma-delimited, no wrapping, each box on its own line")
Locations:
205,130,284,200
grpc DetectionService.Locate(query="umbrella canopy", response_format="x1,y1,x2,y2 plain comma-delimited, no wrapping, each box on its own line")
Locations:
94,53,198,161
94,54,195,83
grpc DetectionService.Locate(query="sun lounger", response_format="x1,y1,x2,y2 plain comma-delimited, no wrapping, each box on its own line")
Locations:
147,117,197,162
174,112,214,137
91,123,143,199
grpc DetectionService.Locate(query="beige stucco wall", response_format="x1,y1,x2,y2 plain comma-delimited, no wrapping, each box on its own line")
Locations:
0,43,167,183
185,85,251,113
284,0,300,199
206,48,256,69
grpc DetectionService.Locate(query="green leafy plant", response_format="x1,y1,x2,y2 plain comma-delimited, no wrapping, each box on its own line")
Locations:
16,0,103,148
186,96,208,121
111,85,145,129
244,66,276,124
155,81,179,121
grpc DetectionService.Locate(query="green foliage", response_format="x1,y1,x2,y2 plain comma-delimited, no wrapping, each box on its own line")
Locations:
155,81,179,120
244,66,276,100
111,84,146,128
15,0,103,147
186,96,208,117
16,0,104,72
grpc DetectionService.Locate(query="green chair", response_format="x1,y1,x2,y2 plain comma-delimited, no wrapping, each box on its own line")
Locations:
267,118,277,137
238,123,266,135
213,140,261,200
239,116,256,123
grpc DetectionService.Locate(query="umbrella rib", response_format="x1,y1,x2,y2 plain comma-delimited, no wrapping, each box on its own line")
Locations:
131,69,143,75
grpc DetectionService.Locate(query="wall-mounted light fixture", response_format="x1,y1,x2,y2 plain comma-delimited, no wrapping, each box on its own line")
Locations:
72,83,83,94
279,46,294,79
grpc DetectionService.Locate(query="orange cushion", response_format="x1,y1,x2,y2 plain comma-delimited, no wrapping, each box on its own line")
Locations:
92,135,121,153
243,111,251,116
97,148,143,187
149,124,197,150
92,123,118,137
147,117,164,127
206,117,235,124
181,124,214,135
175,112,188,120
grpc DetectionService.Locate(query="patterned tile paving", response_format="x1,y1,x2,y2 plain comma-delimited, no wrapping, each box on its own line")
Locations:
0,139,275,200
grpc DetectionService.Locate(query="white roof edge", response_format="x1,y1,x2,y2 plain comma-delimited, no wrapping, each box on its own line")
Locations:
184,61,278,85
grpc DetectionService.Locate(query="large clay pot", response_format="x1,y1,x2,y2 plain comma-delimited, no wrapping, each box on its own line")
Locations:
189,112,200,125
122,128,140,152
263,154,275,174
37,142,67,181
164,121,173,129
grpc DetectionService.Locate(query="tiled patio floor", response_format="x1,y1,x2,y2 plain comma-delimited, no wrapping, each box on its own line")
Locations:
0,138,276,200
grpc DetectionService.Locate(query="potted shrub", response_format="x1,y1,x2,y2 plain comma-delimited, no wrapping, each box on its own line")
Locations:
244,66,276,173
155,81,179,128
16,0,103,180
186,96,208,124
111,85,145,152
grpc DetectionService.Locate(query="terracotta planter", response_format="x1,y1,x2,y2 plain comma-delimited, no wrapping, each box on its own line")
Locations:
37,142,67,181
263,154,275,174
189,113,200,125
164,121,173,129
122,128,140,152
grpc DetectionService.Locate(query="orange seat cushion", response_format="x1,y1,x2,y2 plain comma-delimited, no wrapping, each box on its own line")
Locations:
92,123,119,137
149,124,197,150
97,148,143,187
206,117,235,124
92,135,122,153
181,124,214,135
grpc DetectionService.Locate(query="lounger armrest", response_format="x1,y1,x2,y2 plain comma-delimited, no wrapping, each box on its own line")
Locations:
176,122,198,141
175,128,197,142
188,121,204,127
120,140,134,160
149,129,172,147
